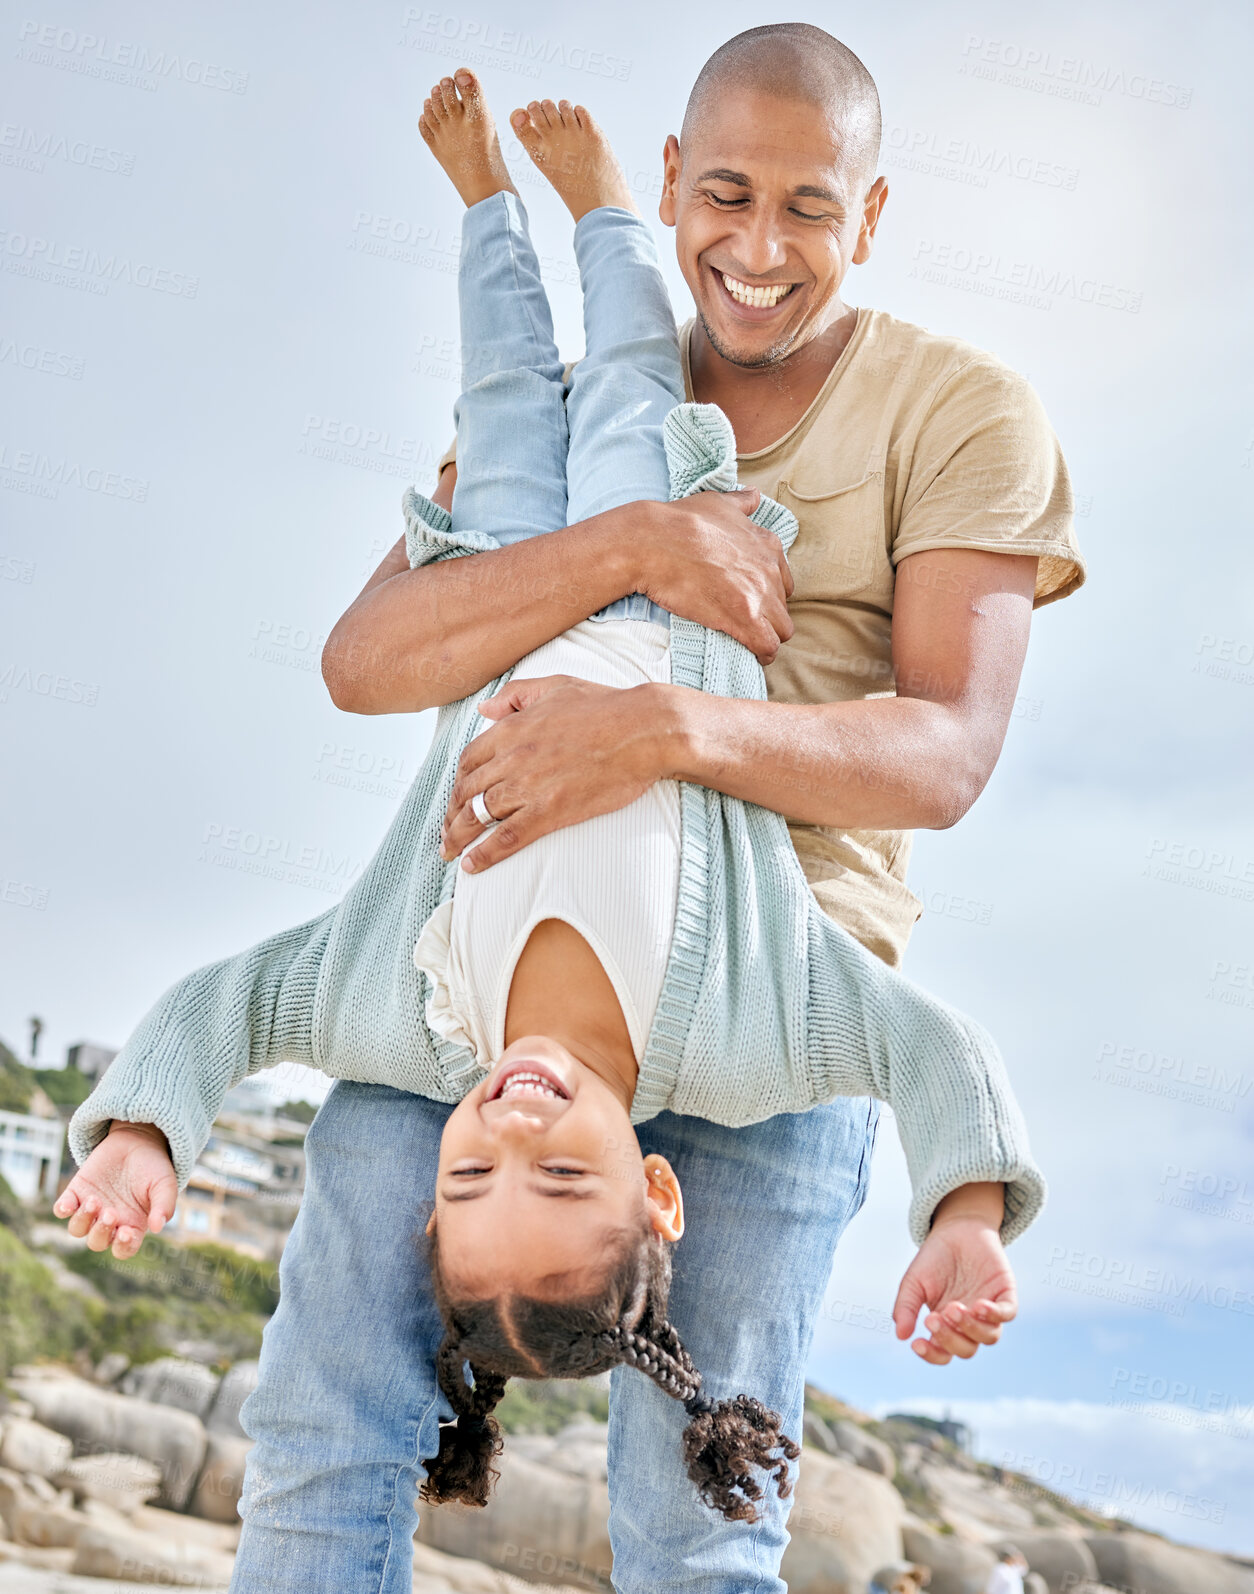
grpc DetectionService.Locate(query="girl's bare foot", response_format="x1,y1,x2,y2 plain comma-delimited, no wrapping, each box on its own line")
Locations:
419,68,515,208
510,99,637,222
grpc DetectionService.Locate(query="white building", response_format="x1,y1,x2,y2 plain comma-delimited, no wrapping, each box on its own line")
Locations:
65,1041,118,1081
0,1109,65,1202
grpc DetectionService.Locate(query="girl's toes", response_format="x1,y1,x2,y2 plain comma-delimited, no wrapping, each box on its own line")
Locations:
438,77,458,114
418,115,433,144
424,92,440,123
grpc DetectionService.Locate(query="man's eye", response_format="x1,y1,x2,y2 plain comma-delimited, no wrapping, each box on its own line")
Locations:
707,192,747,207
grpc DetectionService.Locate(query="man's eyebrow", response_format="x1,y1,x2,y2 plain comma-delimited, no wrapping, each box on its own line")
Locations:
695,168,844,205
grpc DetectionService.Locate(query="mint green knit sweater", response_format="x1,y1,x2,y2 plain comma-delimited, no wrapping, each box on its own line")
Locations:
70,406,1045,1247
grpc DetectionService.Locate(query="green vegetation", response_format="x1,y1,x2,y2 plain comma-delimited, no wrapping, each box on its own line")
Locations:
0,1035,95,1112
0,1179,277,1375
495,1377,611,1434
0,1220,98,1378
275,1099,318,1125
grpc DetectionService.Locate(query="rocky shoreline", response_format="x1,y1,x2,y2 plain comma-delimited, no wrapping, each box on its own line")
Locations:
1,1357,1250,1593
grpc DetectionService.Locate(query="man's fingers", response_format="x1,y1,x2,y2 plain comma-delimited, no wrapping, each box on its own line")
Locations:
441,788,517,861
729,487,761,515
460,814,535,873
775,544,795,599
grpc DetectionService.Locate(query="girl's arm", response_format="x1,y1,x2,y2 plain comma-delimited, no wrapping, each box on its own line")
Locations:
69,909,336,1189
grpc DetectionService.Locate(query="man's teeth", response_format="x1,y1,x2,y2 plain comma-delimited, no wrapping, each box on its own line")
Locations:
499,1071,563,1100
721,273,794,308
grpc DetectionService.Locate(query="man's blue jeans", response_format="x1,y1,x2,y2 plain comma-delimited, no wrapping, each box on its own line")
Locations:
231,1081,878,1593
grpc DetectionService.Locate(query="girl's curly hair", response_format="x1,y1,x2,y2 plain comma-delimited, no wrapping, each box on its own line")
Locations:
421,1221,799,1523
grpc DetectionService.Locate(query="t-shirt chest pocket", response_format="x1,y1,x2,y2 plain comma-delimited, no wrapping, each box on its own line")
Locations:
774,469,892,606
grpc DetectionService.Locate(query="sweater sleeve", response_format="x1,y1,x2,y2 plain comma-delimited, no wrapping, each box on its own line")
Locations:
804,914,1046,1247
69,910,336,1189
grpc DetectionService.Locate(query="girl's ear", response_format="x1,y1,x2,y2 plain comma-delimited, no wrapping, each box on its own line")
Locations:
425,1207,437,1237
643,1154,684,1241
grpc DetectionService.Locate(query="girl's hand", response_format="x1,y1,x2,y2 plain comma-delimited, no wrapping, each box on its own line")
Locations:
891,1213,1018,1365
52,1122,178,1261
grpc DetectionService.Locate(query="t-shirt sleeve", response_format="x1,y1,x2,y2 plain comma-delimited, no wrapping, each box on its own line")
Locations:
892,357,1085,607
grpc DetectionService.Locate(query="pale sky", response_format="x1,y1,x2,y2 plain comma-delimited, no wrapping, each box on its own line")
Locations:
2,0,1251,1558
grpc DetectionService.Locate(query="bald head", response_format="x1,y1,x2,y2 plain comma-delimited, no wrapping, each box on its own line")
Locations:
681,24,881,194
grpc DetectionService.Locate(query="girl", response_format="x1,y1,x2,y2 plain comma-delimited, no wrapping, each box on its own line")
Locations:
60,72,1043,1525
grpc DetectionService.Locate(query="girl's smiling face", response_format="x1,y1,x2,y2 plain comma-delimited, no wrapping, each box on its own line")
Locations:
431,1034,683,1300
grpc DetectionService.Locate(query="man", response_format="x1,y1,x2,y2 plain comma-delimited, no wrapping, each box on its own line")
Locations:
240,23,1084,1594
987,1547,1029,1593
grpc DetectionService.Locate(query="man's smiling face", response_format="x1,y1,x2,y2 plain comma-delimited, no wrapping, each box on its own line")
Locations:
660,87,887,369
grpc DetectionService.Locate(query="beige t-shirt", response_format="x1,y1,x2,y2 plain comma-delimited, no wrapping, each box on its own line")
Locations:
435,306,1085,968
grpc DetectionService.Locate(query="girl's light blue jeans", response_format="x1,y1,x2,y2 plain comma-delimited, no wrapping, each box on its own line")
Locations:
450,189,679,624
230,193,881,1592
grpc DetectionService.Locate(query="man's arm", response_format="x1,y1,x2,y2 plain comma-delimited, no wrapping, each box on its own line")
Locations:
321,464,795,714
440,546,1037,868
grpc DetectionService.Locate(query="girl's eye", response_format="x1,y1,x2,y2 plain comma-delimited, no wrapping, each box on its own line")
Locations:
542,1165,584,1177
451,1165,490,1176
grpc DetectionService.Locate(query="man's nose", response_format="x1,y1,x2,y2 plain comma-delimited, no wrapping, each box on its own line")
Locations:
729,212,789,277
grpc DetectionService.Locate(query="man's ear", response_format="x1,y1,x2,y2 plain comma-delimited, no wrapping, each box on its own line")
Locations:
658,134,681,228
852,176,889,265
643,1154,684,1240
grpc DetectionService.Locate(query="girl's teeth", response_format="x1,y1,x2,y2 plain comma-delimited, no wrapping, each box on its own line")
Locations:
499,1070,562,1100
720,273,794,308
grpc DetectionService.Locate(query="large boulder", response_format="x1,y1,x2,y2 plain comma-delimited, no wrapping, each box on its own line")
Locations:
999,1531,1097,1592
830,1419,897,1478
780,1449,905,1594
902,1522,998,1594
71,1521,235,1586
10,1370,207,1510
421,1422,903,1594
121,1358,220,1420
190,1434,252,1523
206,1360,259,1437
0,1418,73,1479
51,1453,163,1514
419,1443,613,1591
413,1539,587,1592
1086,1531,1254,1594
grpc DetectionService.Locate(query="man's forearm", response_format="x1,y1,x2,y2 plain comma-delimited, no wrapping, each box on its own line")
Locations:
652,686,994,831
323,503,641,714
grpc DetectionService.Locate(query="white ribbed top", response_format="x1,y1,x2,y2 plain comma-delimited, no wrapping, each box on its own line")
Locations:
412,617,680,1065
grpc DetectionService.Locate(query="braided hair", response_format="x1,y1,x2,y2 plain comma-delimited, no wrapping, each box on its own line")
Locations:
423,1222,799,1523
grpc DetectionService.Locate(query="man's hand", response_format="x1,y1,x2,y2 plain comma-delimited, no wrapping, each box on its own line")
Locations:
634,490,796,665
441,676,667,869
891,1183,1017,1364
53,1122,178,1260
